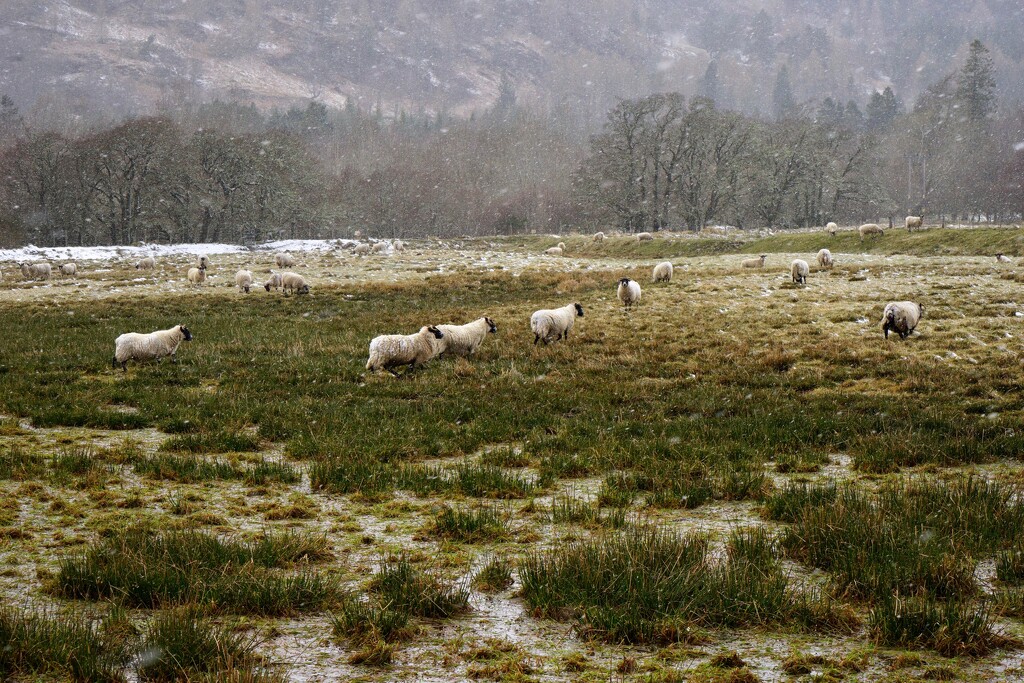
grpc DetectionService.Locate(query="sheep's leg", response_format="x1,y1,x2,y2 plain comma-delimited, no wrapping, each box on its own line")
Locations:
534,334,540,345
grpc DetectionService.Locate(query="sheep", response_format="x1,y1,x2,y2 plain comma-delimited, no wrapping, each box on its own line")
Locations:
741,254,767,269
366,325,446,375
791,259,810,285
545,242,566,256
112,324,192,371
617,278,642,310
198,256,211,269
593,232,605,241
235,269,254,293
59,262,77,277
187,265,207,285
817,248,833,269
531,302,584,345
859,223,884,241
881,301,924,340
263,271,283,292
135,256,156,270
437,317,498,357
274,252,295,267
636,232,654,241
394,239,405,252
19,262,52,280
905,215,923,232
280,272,310,295
353,243,371,256
371,241,388,254
652,261,673,283
996,253,1012,263
826,222,838,236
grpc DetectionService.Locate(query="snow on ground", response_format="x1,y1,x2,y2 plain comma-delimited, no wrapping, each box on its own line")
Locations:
0,240,359,264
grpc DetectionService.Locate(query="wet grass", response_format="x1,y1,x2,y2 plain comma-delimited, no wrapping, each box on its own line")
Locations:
56,529,336,615
134,453,299,484
0,607,125,682
429,504,511,542
369,556,470,618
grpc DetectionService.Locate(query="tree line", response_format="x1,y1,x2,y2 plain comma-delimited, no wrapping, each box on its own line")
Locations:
0,41,1019,246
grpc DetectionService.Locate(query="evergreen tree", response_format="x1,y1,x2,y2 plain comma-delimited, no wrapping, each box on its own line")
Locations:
0,94,23,143
772,65,796,121
817,97,843,128
844,100,864,130
956,39,996,122
866,86,901,130
699,61,720,104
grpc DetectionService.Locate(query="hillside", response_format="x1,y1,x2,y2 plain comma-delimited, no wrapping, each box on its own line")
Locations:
1,0,1022,124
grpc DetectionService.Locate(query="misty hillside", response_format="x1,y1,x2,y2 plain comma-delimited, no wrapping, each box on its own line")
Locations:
2,0,1023,123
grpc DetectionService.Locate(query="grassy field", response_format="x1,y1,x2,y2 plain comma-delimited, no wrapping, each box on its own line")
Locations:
2,230,1024,681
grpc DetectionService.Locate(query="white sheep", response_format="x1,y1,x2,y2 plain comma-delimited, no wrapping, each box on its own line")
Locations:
905,215,923,232
235,270,254,293
274,252,295,267
198,256,211,269
531,302,584,345
617,277,642,310
371,242,388,254
59,262,77,277
437,317,498,357
652,261,673,282
741,254,767,269
187,265,207,285
353,243,371,256
593,232,606,241
996,253,1012,263
636,232,654,241
826,222,838,236
19,262,52,280
816,249,833,269
394,239,405,252
135,256,155,270
366,325,446,374
859,223,884,241
791,259,810,285
545,242,566,256
881,301,924,340
263,271,283,291
280,272,310,295
112,324,192,371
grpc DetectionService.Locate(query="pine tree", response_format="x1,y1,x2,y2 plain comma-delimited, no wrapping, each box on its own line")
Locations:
699,61,720,104
772,65,796,121
957,39,996,122
866,86,901,130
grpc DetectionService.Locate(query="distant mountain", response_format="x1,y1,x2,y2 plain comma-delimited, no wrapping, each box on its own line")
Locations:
2,0,1022,124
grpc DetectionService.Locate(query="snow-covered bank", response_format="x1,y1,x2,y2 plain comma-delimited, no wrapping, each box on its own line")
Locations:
0,239,357,263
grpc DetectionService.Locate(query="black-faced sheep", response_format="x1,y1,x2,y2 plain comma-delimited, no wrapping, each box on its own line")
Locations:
366,325,445,375
652,262,673,282
187,265,207,285
531,303,584,345
881,301,924,340
791,259,809,284
437,317,498,357
905,215,923,232
280,272,310,295
617,277,642,309
20,262,51,280
112,324,192,371
235,270,253,293
859,223,884,241
817,249,833,269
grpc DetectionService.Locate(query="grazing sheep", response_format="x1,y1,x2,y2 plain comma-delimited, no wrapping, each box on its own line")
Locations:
791,259,810,285
996,253,1012,263
545,242,566,256
187,265,207,285
652,261,673,282
353,243,371,256
19,262,52,280
859,223,884,241
905,215,923,232
366,325,446,375
617,278,642,309
636,232,654,241
371,242,388,254
112,324,192,371
881,301,924,340
437,317,498,357
593,232,606,241
531,302,584,345
826,222,838,236
274,252,295,267
394,239,405,252
263,271,283,292
135,256,155,270
741,254,767,269
817,249,833,269
280,272,310,295
235,270,253,293
59,262,77,277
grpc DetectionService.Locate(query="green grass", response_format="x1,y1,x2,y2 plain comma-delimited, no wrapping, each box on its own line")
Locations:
0,444,45,479
56,529,336,615
429,504,511,542
134,453,299,484
0,607,125,682
370,556,469,618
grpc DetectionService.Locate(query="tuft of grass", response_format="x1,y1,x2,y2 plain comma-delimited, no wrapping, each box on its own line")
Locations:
473,556,515,593
0,607,125,682
331,595,411,644
56,529,335,615
134,454,299,484
399,461,549,499
370,557,469,618
868,595,1003,657
429,504,510,542
0,445,45,480
550,490,628,528
159,430,261,453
